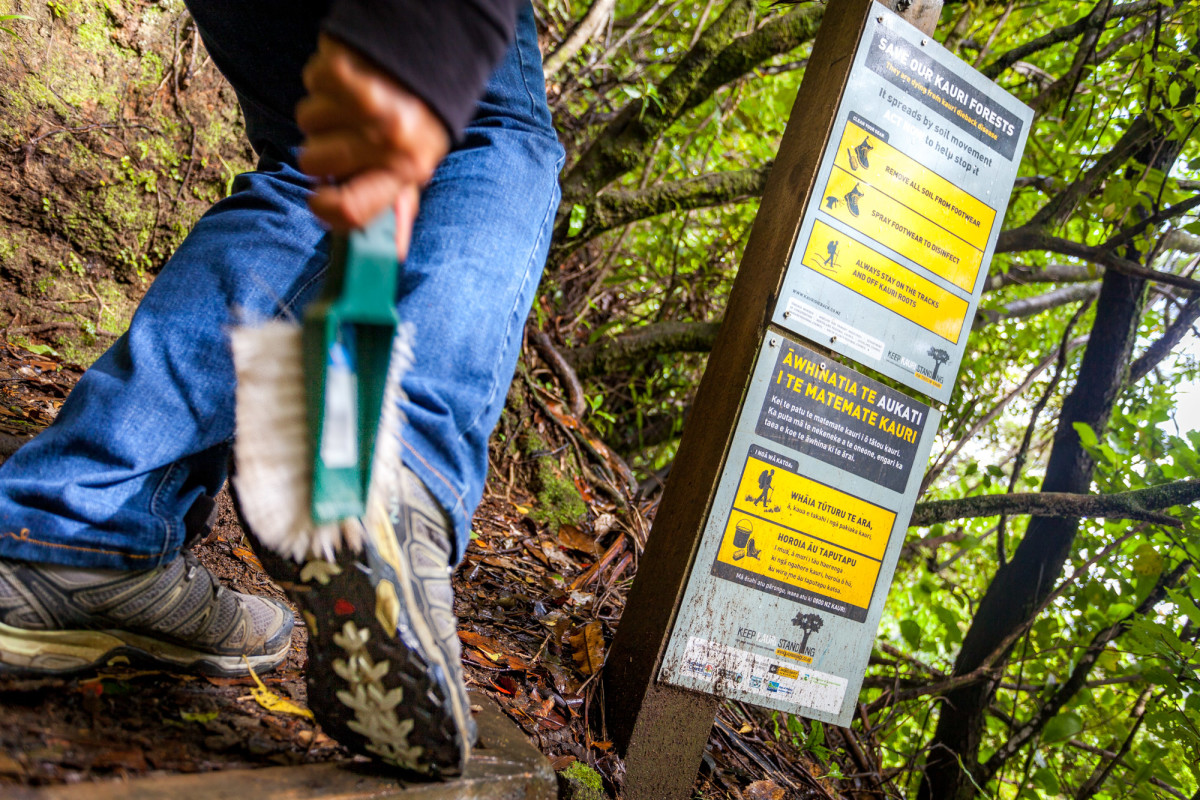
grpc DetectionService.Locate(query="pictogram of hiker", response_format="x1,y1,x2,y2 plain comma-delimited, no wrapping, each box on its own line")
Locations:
755,468,775,507
820,239,839,270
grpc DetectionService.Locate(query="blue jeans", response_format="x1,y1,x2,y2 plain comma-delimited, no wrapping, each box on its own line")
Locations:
0,4,563,569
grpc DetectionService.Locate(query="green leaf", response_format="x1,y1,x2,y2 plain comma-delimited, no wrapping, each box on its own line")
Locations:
900,619,922,650
1042,711,1083,744
1105,602,1135,622
1074,422,1098,448
1169,81,1182,106
567,204,587,238
1032,767,1060,794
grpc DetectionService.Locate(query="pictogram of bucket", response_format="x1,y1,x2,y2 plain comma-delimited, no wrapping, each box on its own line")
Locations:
733,520,752,548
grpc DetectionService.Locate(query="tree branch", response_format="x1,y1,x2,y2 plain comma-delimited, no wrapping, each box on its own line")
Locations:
1128,292,1200,384
559,0,756,205
543,0,617,79
1064,740,1191,800
997,228,1200,292
984,263,1102,292
564,320,721,378
980,562,1188,781
678,3,824,116
551,164,771,264
981,1,1161,79
920,337,1088,493
973,283,1101,329
870,528,1151,715
911,479,1200,528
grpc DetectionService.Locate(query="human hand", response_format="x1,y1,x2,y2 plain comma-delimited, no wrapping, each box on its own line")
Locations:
296,34,450,249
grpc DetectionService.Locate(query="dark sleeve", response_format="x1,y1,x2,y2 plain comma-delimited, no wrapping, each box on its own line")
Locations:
322,0,526,140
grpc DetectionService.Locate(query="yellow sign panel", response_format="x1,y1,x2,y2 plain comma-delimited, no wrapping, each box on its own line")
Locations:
802,219,968,343
715,510,881,609
821,166,983,291
730,455,895,559
834,121,996,253
713,457,896,611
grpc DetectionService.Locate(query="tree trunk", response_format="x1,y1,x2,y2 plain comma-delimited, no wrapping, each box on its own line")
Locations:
919,265,1147,800
918,127,1184,799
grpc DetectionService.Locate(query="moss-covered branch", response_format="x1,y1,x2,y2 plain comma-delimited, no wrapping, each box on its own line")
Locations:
551,164,771,265
558,2,822,211
559,0,756,207
677,4,823,117
911,479,1200,528
564,320,721,378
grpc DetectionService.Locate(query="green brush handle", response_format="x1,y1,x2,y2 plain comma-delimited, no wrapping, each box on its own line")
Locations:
303,210,402,524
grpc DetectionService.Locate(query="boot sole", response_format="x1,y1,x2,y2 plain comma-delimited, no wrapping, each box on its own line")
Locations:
244,507,472,778
0,620,289,677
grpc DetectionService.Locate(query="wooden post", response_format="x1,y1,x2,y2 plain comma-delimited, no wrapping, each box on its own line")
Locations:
603,2,942,798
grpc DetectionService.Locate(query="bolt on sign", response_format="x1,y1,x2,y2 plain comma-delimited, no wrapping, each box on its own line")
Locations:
657,9,1030,726
773,11,1032,405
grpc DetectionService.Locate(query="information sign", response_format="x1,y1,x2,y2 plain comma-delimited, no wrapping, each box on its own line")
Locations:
771,12,1032,403
659,335,940,724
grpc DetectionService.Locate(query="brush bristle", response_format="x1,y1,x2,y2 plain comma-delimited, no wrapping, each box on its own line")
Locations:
229,321,413,562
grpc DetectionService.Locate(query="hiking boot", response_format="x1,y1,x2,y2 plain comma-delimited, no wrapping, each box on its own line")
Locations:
0,551,293,676
241,465,474,778
854,137,873,168
844,183,864,216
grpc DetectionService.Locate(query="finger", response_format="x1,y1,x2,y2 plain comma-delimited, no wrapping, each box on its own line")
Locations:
298,130,378,180
300,128,434,187
308,170,406,232
295,93,365,137
393,184,419,261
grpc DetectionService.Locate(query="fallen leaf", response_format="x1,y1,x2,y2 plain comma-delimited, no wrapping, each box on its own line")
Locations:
231,545,263,570
572,475,595,503
567,590,594,606
180,709,219,724
522,538,551,567
203,675,251,687
557,524,600,556
464,649,505,671
244,658,313,719
458,630,530,671
567,621,605,675
540,541,576,572
593,513,619,536
0,751,24,777
481,555,521,570
459,629,505,655
745,779,786,800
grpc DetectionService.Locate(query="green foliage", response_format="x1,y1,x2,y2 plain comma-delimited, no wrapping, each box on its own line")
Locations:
0,13,30,36
539,0,1200,796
